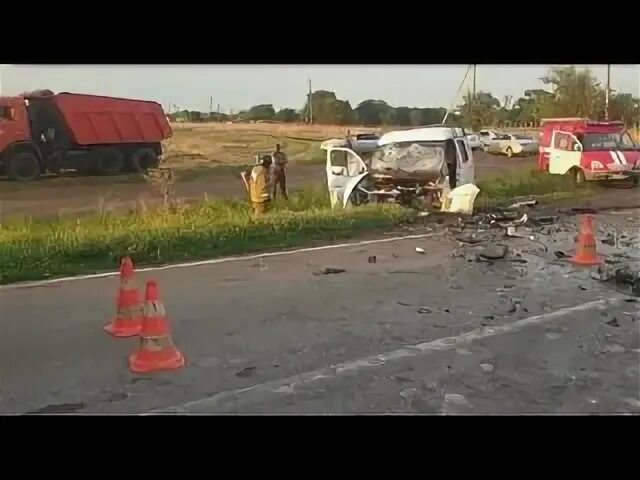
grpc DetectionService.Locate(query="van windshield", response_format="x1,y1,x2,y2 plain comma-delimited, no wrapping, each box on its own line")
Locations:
371,141,446,177
580,132,636,151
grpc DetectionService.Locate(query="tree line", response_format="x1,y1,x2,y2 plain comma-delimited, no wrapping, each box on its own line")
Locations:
168,67,640,129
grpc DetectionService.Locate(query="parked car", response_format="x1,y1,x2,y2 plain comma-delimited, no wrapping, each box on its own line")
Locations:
466,133,485,151
486,133,538,157
477,129,500,148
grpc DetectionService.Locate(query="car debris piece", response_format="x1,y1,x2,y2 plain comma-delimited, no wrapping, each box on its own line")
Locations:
605,318,621,328
530,215,559,226
479,245,508,260
455,234,484,245
415,247,426,254
444,393,470,406
236,366,257,378
480,363,495,373
313,267,346,276
506,226,535,240
368,256,377,264
417,307,432,314
507,200,538,210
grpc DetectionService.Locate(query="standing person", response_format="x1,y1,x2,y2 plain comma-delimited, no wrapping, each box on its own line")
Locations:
241,155,273,215
272,143,289,200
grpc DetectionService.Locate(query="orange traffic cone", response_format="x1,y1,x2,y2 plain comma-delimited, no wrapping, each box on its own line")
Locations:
570,215,603,265
104,257,144,337
128,280,185,374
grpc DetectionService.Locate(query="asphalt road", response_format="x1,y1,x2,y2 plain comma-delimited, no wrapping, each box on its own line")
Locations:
0,211,639,414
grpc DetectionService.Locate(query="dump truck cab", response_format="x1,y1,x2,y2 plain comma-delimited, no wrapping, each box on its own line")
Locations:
0,96,40,178
538,117,640,185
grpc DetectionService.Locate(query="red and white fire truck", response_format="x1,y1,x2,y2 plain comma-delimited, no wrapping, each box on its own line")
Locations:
537,117,640,186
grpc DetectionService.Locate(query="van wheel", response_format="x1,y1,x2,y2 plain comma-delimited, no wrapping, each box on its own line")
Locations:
7,152,41,181
505,147,513,158
571,168,586,185
95,148,124,175
130,148,159,173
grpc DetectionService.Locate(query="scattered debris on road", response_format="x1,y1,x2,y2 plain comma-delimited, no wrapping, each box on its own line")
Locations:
480,363,495,373
236,366,257,378
313,267,346,276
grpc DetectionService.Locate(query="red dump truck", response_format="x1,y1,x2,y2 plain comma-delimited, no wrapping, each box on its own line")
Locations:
0,90,172,181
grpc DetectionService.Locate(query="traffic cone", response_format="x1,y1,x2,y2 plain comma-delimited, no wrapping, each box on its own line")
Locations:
570,215,603,265
104,256,144,338
128,280,185,374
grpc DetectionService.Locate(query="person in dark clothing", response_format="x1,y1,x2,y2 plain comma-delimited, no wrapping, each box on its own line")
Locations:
272,144,288,200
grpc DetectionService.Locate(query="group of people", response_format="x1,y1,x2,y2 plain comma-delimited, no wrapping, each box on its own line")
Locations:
241,144,288,215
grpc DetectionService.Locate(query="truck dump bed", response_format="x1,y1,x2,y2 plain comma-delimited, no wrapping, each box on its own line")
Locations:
43,93,172,146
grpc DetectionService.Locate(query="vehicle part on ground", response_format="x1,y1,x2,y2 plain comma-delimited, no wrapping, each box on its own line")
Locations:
0,91,172,181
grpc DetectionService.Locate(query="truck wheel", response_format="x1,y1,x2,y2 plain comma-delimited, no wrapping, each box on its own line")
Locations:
95,148,125,175
505,147,513,158
130,148,159,173
7,152,41,181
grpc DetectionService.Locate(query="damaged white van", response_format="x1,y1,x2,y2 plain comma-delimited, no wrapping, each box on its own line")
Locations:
322,126,475,209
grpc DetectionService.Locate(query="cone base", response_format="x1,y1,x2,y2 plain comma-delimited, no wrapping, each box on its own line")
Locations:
104,319,143,338
570,254,603,266
128,348,185,374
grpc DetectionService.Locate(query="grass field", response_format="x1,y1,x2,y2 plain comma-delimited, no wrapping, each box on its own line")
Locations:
163,122,364,174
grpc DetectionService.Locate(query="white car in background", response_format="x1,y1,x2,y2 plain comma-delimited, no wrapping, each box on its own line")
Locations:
486,133,539,158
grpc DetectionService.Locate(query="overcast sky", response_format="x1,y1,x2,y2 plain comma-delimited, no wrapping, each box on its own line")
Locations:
1,65,638,113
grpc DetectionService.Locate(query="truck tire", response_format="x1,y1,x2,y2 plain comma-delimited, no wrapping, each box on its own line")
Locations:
130,148,159,173
7,152,41,181
94,148,125,175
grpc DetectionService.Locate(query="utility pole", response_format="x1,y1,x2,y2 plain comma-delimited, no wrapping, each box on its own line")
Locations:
209,96,213,115
472,64,477,102
605,64,611,121
308,78,313,124
467,64,477,128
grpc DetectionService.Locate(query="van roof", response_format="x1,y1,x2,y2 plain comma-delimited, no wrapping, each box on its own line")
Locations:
378,126,464,146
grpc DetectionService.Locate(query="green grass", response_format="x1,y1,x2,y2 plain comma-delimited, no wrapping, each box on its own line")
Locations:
0,185,407,284
475,168,594,208
0,168,591,285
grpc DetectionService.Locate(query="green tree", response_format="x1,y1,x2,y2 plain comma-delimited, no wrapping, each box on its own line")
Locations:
244,104,276,121
301,90,355,124
355,100,393,125
539,66,603,118
274,108,301,123
459,91,500,130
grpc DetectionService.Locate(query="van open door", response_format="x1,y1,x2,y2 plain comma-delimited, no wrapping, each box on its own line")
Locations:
454,138,475,187
548,130,582,175
325,146,367,208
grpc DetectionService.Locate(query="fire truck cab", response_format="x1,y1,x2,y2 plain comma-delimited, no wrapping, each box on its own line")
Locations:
538,117,640,185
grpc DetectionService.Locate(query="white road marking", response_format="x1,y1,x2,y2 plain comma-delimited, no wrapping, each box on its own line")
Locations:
0,233,436,291
144,298,623,414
